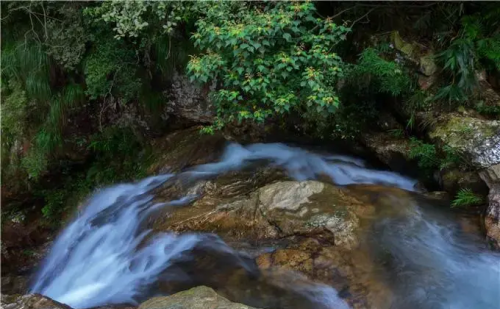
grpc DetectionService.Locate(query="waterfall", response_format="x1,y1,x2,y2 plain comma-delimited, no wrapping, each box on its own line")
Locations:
30,142,499,309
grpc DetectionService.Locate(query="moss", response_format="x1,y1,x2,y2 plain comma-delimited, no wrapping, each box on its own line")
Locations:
430,115,499,148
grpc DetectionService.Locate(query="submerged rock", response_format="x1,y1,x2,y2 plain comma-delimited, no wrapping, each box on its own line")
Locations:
139,286,260,309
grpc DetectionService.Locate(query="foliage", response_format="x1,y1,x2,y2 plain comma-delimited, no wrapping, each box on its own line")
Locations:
85,1,201,39
350,48,414,97
408,138,439,170
1,80,28,140
440,146,464,169
435,38,477,103
475,101,500,117
83,36,141,101
434,11,500,104
388,128,405,138
45,3,89,70
408,137,466,172
187,2,349,131
452,188,483,208
2,1,499,221
86,127,149,185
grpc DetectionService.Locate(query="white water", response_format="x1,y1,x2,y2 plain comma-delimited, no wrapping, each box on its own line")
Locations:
30,143,500,309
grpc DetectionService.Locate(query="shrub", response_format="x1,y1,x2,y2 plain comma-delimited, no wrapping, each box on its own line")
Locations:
187,2,349,131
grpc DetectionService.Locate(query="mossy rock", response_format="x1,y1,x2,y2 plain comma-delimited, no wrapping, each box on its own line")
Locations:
427,113,500,168
139,286,261,309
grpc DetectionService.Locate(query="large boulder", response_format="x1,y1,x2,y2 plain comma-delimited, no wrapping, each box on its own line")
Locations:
139,286,260,309
426,112,500,169
425,112,500,247
151,178,386,308
153,180,373,250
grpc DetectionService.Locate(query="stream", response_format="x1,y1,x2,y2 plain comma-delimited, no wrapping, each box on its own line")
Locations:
30,143,500,309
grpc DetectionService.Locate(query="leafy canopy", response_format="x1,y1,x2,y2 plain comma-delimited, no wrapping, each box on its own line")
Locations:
187,2,349,132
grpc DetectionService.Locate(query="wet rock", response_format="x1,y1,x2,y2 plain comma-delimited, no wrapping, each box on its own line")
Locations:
422,191,450,202
361,132,417,176
426,113,500,169
484,184,500,249
255,238,391,309
1,294,71,309
165,72,215,124
139,286,260,309
153,180,373,250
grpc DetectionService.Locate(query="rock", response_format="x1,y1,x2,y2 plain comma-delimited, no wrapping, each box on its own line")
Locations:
153,180,373,250
484,185,500,249
148,126,226,174
1,218,53,280
165,72,215,124
152,179,382,308
480,163,500,188
419,54,437,77
255,238,391,309
1,276,29,295
139,286,260,309
1,294,71,309
361,132,418,177
479,164,500,248
439,168,489,197
427,113,500,169
476,71,500,110
422,191,450,201
375,112,403,131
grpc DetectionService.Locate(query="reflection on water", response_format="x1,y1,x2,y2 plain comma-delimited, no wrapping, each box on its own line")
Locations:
30,143,500,309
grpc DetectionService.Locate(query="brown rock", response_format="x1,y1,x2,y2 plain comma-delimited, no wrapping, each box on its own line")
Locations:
485,185,500,249
153,180,372,249
148,127,226,174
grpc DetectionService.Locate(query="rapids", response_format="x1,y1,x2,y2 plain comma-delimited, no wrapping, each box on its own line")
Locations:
30,143,500,309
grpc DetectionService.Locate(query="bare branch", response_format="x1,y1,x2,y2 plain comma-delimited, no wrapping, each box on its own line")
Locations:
351,8,376,28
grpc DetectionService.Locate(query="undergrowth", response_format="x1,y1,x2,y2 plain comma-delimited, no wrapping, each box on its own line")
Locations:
452,188,483,208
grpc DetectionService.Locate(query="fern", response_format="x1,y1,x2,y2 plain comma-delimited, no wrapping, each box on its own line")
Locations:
408,138,439,169
452,189,483,208
352,48,413,96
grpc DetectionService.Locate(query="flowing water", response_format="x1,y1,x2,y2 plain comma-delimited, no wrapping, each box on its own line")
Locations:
30,143,500,309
